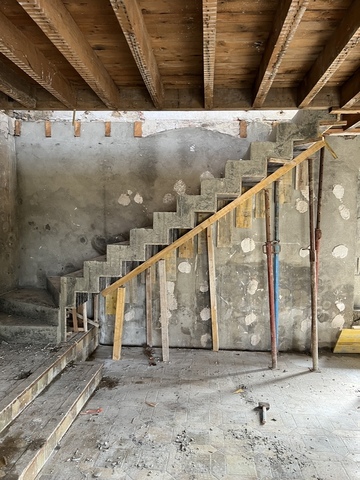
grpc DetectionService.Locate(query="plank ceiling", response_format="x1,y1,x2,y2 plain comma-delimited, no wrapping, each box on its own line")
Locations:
0,0,359,111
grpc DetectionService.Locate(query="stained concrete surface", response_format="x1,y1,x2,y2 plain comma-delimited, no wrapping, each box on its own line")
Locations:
37,346,360,480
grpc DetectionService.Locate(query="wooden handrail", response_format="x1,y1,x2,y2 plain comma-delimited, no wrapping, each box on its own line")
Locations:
102,140,326,296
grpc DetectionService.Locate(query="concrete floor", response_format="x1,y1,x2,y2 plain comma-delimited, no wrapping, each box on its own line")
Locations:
37,347,360,480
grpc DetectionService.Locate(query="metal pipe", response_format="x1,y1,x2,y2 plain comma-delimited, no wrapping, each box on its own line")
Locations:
273,181,280,346
264,189,277,369
308,158,319,371
315,147,325,287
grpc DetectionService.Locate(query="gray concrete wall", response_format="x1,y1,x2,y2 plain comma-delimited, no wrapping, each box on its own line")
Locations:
13,118,360,351
0,113,18,293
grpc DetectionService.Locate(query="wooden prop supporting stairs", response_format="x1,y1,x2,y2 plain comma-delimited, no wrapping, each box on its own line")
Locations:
58,123,326,356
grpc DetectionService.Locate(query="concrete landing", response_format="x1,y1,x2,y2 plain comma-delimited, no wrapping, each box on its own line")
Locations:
36,347,360,480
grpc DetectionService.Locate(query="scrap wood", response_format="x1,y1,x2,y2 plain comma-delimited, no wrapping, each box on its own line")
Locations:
80,407,103,415
145,401,157,407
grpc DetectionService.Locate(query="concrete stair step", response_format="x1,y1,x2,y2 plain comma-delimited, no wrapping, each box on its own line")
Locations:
0,312,60,344
0,361,102,479
0,327,99,435
46,276,61,306
0,288,59,326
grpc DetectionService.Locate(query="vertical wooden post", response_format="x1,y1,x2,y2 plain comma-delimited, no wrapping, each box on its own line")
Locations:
93,294,99,324
158,259,169,362
71,307,79,332
207,225,219,352
146,267,153,347
112,287,126,360
82,302,88,332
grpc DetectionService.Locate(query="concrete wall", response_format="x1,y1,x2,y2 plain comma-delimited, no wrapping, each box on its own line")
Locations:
13,116,360,351
0,113,18,293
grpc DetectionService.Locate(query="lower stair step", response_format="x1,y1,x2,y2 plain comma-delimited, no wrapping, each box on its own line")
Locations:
0,361,102,479
0,313,59,344
0,327,99,435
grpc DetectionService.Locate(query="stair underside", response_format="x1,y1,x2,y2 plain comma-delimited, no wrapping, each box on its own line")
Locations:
0,361,102,479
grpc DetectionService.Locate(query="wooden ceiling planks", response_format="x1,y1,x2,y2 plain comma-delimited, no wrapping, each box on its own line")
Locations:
0,0,358,111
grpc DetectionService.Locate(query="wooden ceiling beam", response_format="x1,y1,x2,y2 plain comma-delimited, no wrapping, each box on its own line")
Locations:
298,0,360,108
0,58,36,109
17,0,121,110
340,67,360,108
203,0,218,110
253,0,308,108
110,0,164,109
0,10,76,108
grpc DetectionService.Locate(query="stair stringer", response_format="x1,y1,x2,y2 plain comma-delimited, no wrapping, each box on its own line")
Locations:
58,122,303,341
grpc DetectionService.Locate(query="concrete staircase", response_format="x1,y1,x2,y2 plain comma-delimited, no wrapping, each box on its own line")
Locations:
59,122,302,340
0,328,101,479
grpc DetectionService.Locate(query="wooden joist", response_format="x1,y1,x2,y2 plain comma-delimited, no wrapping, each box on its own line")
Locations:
110,0,165,109
253,0,308,108
341,67,360,108
102,140,326,296
17,0,122,109
0,10,76,108
0,58,36,108
298,0,360,107
202,0,218,109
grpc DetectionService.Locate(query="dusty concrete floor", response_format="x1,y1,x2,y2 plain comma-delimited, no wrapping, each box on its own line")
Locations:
36,347,359,480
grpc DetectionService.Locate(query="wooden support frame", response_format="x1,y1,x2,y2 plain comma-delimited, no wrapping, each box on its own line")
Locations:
102,140,326,296
158,259,170,362
207,225,219,352
145,267,153,347
112,287,126,360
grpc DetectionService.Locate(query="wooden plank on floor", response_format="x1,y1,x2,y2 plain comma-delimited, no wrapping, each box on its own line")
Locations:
254,190,266,218
217,199,232,247
158,259,169,362
178,229,194,258
112,287,126,360
333,329,360,353
235,187,253,228
146,267,153,347
207,225,219,352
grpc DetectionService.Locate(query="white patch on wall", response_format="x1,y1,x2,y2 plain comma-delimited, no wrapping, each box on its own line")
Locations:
178,261,191,273
335,301,345,312
118,193,131,206
300,318,310,333
332,184,344,200
125,310,135,322
166,281,178,311
200,333,211,347
332,244,348,259
241,238,255,253
200,171,214,180
245,312,257,325
134,193,143,204
338,204,350,220
190,144,196,152
331,314,345,329
299,247,309,258
247,279,258,295
300,187,309,201
199,281,209,292
200,307,211,321
127,190,133,196
295,199,308,213
163,193,175,204
250,334,261,346
173,179,186,195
